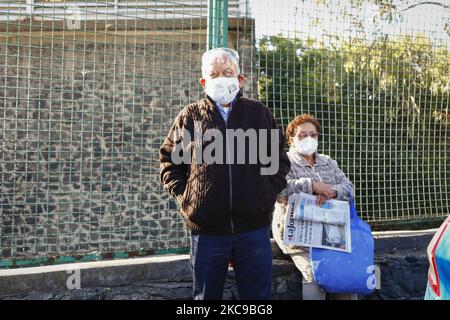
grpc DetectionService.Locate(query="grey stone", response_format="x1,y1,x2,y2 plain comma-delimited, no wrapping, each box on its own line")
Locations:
68,288,105,300
23,292,55,300
275,279,288,295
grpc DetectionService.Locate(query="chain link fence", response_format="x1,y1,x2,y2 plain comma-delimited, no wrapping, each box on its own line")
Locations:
0,0,448,267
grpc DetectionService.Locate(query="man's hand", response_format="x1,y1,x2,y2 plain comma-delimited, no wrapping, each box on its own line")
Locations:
277,194,288,204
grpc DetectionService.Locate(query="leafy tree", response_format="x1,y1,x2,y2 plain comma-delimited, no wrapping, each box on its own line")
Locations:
257,33,449,225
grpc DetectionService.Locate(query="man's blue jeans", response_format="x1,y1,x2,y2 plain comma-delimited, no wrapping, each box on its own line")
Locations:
190,226,272,300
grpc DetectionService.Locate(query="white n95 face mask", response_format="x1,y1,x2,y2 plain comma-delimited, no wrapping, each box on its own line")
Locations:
294,136,318,156
205,77,240,105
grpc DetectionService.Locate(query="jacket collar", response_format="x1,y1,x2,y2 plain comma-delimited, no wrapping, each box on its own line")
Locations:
204,90,244,119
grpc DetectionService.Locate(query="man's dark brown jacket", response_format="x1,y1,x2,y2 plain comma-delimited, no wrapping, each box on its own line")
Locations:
160,92,291,235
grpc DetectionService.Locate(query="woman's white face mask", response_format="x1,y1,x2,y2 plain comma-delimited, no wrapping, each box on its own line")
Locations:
205,76,240,105
294,136,318,156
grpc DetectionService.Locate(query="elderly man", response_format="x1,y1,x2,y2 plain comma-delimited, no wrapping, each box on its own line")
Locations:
160,47,290,300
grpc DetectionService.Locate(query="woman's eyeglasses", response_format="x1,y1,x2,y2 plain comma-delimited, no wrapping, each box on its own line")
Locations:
296,132,319,139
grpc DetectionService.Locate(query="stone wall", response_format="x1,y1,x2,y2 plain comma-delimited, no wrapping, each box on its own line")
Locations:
0,232,434,300
0,25,256,261
0,256,303,300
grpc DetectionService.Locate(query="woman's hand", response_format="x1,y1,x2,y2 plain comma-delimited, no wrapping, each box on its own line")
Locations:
313,181,337,206
316,194,327,207
312,181,336,198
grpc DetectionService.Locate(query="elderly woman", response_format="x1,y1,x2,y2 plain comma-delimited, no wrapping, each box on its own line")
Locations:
272,114,357,300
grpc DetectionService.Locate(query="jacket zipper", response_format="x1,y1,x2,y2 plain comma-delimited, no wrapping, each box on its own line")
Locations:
212,97,235,235
225,118,234,234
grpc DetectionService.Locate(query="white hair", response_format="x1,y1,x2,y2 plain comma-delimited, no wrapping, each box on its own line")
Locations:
201,47,240,78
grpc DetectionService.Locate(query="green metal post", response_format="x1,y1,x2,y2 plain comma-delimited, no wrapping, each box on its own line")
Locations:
207,0,229,49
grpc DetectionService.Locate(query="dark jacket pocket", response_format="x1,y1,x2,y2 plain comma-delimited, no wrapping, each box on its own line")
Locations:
232,166,278,217
181,166,230,228
260,175,278,212
179,180,192,218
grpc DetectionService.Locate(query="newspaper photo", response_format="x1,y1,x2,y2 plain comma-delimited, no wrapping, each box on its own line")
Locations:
283,192,352,253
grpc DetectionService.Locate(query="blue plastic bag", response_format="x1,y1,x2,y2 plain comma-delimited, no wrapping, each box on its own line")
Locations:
310,194,376,294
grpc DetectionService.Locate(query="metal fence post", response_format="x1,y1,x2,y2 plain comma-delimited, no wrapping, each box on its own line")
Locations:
207,0,229,49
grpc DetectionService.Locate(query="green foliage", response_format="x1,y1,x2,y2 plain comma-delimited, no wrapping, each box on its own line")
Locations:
257,34,450,223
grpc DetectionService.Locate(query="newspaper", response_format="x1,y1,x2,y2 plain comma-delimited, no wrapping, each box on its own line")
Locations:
283,192,352,253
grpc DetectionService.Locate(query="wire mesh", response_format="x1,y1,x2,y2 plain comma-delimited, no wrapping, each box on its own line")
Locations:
0,0,449,266
233,0,449,224
0,0,234,264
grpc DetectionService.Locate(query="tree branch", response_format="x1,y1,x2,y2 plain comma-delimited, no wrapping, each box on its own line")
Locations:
397,1,450,14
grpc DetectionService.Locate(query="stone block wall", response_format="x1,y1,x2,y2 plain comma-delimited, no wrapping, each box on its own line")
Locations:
0,25,257,261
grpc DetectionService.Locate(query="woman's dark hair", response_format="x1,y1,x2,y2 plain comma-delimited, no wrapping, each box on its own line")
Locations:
285,114,320,144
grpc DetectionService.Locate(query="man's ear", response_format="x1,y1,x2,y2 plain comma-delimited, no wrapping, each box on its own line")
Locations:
238,74,246,88
199,78,206,89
